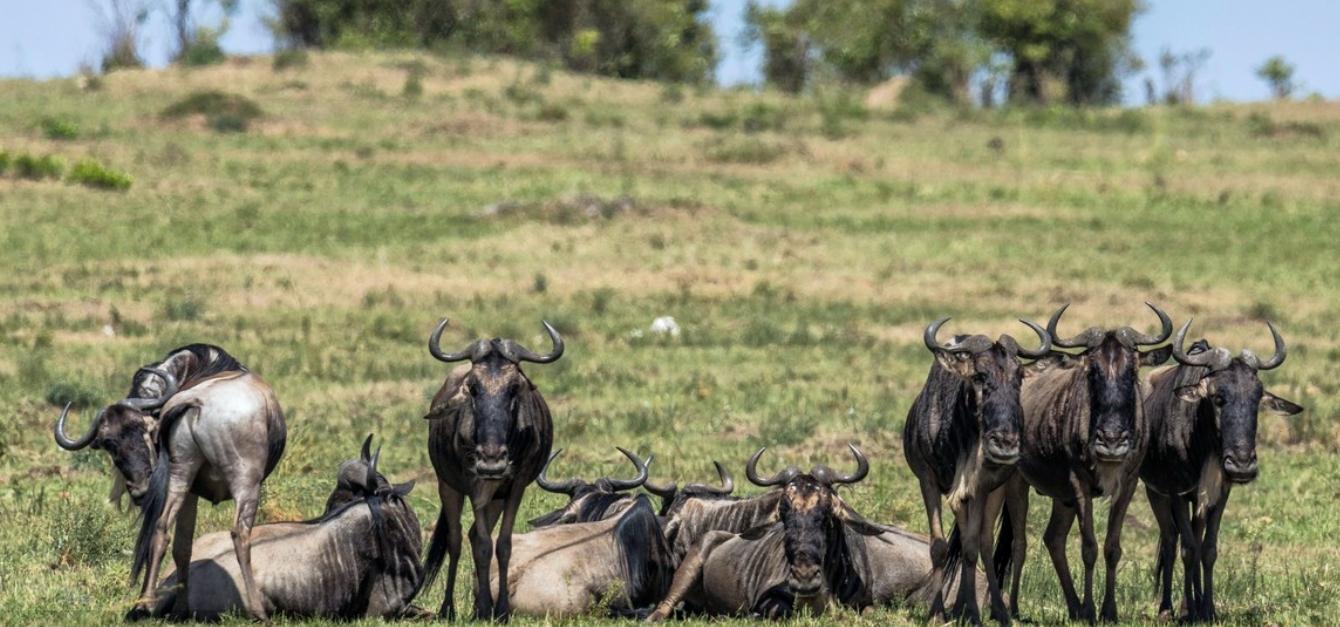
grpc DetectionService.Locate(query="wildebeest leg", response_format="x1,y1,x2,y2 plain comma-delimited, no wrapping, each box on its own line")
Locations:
979,486,1010,625
1004,476,1029,619
1075,495,1098,623
230,482,268,620
646,531,732,622
1099,481,1136,622
491,487,526,620
468,497,504,620
1042,500,1083,620
437,482,465,620
128,468,194,620
1145,487,1179,621
915,476,948,621
169,493,199,618
1169,493,1201,620
950,494,984,624
1199,488,1230,622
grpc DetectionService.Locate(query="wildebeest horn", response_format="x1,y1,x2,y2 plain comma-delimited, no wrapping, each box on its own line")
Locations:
535,449,581,495
812,444,870,486
1047,303,1104,349
361,433,375,462
1243,321,1287,371
428,318,475,363
606,447,651,491
1170,319,1215,367
924,317,951,352
119,367,180,411
54,403,102,450
643,480,677,499
501,321,565,364
1012,318,1053,358
1125,302,1174,347
745,447,799,488
923,317,993,353
686,461,734,495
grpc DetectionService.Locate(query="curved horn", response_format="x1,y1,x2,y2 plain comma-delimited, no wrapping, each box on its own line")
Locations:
361,433,375,462
54,403,101,450
1170,319,1215,367
119,367,180,411
1247,320,1287,371
1014,318,1053,359
370,444,382,474
923,317,951,352
535,449,581,495
685,461,735,495
1047,303,1103,349
644,479,678,500
606,447,650,491
504,321,565,364
818,443,870,486
745,447,798,488
428,318,474,363
1128,302,1174,347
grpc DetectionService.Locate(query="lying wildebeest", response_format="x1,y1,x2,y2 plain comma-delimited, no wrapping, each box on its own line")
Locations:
999,303,1172,622
646,445,986,620
420,318,562,620
645,460,737,518
489,494,674,618
904,316,1050,624
1142,321,1301,622
529,447,652,527
148,434,421,620
54,344,285,620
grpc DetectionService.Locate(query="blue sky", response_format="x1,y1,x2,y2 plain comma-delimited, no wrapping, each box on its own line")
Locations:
3,0,1336,104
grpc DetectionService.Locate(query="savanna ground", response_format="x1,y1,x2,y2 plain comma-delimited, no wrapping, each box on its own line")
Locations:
1,51,1338,625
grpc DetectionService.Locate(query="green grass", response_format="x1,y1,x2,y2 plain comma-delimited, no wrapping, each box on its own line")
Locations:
1,50,1338,625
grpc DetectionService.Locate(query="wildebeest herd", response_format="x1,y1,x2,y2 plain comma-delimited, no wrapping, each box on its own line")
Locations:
52,305,1302,624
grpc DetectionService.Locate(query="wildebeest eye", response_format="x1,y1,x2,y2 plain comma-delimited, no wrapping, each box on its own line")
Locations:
972,373,987,384
1213,394,1227,407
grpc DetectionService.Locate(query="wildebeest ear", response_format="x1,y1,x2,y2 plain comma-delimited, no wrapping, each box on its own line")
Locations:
1175,382,1207,403
933,349,975,378
834,498,890,537
1140,345,1173,367
392,480,415,496
1261,392,1303,416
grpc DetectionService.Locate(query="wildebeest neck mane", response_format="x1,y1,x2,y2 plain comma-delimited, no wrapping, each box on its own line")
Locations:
130,343,246,398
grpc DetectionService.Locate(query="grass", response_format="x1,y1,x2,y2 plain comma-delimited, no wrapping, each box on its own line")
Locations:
0,50,1338,625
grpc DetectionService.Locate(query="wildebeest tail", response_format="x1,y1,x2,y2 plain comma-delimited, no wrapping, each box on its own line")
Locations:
993,502,1014,584
1152,533,1176,598
613,495,674,610
417,505,451,596
130,446,171,586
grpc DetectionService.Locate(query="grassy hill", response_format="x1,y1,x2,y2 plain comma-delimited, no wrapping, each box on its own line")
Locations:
2,51,1338,624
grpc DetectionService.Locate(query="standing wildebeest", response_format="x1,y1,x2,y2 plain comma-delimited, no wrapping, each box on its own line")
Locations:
647,445,987,621
1000,303,1172,622
148,434,422,620
904,317,1051,624
1142,321,1301,621
489,494,675,618
54,344,285,620
528,447,652,527
420,318,562,620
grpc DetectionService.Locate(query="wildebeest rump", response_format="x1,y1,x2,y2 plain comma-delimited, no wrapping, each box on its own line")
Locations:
903,316,1050,624
148,434,421,620
1141,321,1301,621
54,344,285,620
420,318,562,620
529,447,652,527
489,494,674,618
1001,303,1172,622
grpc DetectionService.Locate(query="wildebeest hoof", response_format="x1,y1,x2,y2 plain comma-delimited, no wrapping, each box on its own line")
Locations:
124,603,153,622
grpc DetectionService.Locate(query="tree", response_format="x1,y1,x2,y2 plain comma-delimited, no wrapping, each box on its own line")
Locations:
742,2,811,93
1157,47,1209,105
169,0,239,63
1256,55,1296,100
89,0,150,72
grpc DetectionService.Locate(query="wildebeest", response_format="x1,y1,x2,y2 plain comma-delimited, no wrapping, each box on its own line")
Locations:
1141,320,1301,621
147,434,422,620
904,317,1050,624
54,344,285,620
489,494,674,618
1001,303,1172,622
645,460,737,518
647,445,985,620
420,318,562,620
529,447,652,527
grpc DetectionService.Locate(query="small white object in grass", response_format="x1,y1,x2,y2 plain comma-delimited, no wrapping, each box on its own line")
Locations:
650,316,680,337
102,324,116,337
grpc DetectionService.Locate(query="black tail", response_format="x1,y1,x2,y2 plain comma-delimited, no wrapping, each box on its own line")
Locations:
417,506,450,597
993,501,1014,584
1153,533,1176,598
130,447,171,587
937,524,964,599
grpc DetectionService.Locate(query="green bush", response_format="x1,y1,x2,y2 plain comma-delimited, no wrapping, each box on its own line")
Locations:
41,117,79,140
49,498,124,567
67,159,133,191
45,380,102,409
13,153,63,180
179,27,227,67
162,90,264,132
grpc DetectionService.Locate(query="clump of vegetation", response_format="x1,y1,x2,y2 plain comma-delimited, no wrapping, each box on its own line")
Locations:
703,137,787,165
1246,111,1326,140
815,91,867,138
161,90,264,132
49,497,123,567
41,117,79,140
162,295,206,321
67,159,133,191
0,150,10,175
272,47,309,70
13,153,64,180
1256,55,1296,100
179,26,227,66
45,380,102,409
535,102,570,122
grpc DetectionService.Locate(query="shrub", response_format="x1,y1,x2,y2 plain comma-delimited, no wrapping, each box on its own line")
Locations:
49,498,123,567
41,117,79,140
67,159,133,191
272,48,309,71
179,26,227,66
535,102,569,122
14,153,64,180
402,72,424,99
161,90,264,132
45,380,101,409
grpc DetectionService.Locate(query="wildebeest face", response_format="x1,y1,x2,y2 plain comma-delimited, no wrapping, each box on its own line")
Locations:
778,478,835,597
1176,361,1302,483
460,354,530,479
91,406,159,503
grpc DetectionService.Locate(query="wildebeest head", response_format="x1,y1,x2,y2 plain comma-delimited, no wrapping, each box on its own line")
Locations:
528,447,651,527
53,367,179,504
745,444,886,599
923,317,1052,465
326,433,416,513
645,460,736,517
1169,320,1302,483
1046,303,1173,462
427,318,563,479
